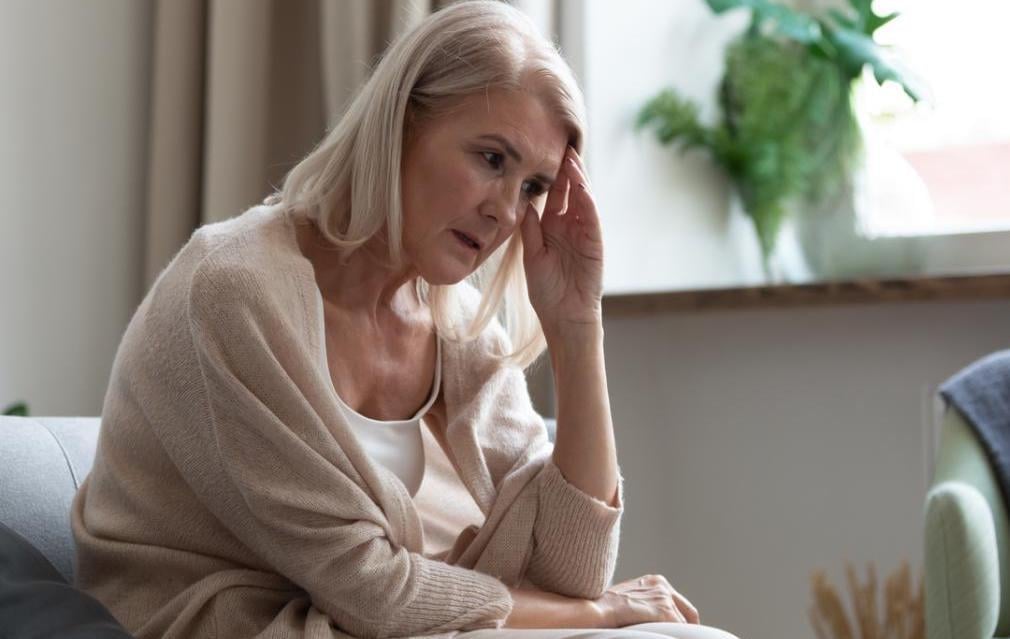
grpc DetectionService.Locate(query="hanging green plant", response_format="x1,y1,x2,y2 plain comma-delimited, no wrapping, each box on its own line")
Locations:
636,0,924,278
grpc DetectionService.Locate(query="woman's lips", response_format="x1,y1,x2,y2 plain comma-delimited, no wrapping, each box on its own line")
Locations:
451,229,481,251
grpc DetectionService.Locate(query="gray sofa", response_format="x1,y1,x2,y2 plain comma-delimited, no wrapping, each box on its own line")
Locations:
0,416,133,638
0,414,557,636
0,416,101,584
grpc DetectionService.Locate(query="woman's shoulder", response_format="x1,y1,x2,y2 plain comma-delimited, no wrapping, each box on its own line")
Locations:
192,204,296,269
185,205,312,318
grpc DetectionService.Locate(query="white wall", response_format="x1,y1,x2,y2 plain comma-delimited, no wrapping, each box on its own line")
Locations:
602,298,1010,639
572,0,760,293
0,0,152,416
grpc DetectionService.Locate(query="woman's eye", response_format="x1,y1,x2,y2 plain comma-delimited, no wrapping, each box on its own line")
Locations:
482,151,503,170
481,151,545,198
523,181,546,198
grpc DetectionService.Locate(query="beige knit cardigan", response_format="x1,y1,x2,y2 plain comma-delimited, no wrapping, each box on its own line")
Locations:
70,204,625,639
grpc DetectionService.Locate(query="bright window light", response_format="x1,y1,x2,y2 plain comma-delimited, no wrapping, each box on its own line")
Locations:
856,0,1010,236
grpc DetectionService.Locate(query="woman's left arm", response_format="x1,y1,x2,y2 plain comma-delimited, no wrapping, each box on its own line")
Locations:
546,323,619,507
519,145,619,508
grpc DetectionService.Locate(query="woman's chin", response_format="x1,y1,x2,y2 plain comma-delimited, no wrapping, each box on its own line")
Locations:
424,271,472,287
422,258,478,286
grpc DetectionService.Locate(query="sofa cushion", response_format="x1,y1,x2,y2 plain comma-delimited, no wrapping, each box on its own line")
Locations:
0,520,134,638
0,417,102,583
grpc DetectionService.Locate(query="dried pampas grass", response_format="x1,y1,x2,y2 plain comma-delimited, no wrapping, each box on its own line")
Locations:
809,560,924,639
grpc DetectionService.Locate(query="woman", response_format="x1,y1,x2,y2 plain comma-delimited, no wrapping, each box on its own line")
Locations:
71,2,738,638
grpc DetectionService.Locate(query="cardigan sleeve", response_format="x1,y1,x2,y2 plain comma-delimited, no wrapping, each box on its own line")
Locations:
525,456,625,598
469,319,625,599
180,259,513,639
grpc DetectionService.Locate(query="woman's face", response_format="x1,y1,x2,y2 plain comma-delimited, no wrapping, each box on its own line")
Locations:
400,88,568,285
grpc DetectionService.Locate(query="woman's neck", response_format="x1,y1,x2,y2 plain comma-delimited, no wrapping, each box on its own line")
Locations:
293,215,423,325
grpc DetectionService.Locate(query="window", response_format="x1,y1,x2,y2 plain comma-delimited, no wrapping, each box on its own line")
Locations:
859,0,1010,236
561,0,1010,294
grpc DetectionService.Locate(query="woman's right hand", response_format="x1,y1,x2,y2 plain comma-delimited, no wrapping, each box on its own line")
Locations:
594,574,700,627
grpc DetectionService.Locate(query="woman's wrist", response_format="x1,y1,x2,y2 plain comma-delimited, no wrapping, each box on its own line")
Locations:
544,320,603,352
545,323,604,376
539,303,603,345
589,594,614,628
504,586,605,629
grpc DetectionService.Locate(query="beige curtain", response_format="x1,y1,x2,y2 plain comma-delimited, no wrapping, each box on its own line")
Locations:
143,0,561,291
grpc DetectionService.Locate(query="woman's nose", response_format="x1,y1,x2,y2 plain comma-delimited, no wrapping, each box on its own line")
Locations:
484,184,523,229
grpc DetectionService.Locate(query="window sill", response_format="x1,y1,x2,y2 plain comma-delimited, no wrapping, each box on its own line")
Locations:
601,272,1010,315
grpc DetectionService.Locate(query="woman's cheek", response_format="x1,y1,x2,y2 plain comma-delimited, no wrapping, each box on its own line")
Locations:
452,166,490,205
462,161,489,188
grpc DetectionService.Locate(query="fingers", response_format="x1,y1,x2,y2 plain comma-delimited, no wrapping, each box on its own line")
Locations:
562,148,601,231
566,159,592,223
543,158,571,218
536,169,571,239
671,590,700,624
662,601,688,624
634,574,699,625
565,147,592,191
657,575,700,624
518,202,543,258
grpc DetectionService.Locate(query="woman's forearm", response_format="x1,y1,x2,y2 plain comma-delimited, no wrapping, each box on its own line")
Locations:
503,586,605,629
545,323,619,507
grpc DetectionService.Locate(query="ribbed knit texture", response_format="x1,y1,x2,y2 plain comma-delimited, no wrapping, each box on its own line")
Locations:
70,204,624,639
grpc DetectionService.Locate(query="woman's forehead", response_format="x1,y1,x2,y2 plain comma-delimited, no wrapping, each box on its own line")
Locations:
453,90,568,172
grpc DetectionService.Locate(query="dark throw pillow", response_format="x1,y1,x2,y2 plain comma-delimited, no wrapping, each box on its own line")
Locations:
0,521,134,638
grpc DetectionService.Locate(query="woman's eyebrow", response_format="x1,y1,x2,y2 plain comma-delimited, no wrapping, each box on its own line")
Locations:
476,133,556,185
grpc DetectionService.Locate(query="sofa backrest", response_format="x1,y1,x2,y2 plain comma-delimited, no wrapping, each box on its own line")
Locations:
0,417,101,583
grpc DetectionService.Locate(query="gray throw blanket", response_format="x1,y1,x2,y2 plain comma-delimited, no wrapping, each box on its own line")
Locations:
939,349,1010,515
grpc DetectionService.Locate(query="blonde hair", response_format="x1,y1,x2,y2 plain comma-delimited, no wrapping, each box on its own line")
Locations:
267,0,587,369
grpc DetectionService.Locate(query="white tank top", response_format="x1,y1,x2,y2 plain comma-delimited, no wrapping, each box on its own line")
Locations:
333,337,442,498
333,336,485,558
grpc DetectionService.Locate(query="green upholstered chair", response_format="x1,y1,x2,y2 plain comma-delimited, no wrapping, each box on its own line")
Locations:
925,402,1010,639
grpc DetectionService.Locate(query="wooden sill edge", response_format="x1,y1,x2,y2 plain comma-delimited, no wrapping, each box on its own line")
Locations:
602,273,1010,315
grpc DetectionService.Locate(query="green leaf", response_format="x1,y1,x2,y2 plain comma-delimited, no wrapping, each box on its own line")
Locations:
830,27,927,101
3,402,29,416
715,35,863,258
636,89,715,152
706,0,822,43
827,8,857,30
705,0,749,12
866,11,898,36
846,0,899,36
